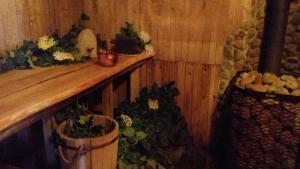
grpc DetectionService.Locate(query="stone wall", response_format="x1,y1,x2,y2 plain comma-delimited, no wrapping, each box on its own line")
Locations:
220,1,300,94
282,3,300,75
220,0,265,94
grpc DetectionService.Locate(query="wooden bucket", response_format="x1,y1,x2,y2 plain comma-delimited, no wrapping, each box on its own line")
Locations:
57,115,119,169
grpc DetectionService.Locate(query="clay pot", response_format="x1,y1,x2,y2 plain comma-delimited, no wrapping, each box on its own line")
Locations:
98,50,118,67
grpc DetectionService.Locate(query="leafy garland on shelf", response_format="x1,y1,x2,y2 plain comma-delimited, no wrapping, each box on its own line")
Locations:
0,13,90,73
114,82,205,169
111,22,154,55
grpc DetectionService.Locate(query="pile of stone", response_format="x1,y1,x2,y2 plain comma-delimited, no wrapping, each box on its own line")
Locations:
235,71,300,96
281,3,300,75
220,2,300,95
219,0,266,94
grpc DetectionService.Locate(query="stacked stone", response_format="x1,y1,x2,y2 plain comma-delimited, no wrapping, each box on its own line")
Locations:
220,29,248,93
244,0,265,71
230,88,300,169
220,2,300,94
235,71,300,96
282,3,300,76
220,0,265,94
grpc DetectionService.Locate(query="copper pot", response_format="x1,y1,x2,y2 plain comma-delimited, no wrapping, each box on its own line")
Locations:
98,50,118,67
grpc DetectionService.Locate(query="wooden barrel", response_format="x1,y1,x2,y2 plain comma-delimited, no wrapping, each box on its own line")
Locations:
57,115,119,169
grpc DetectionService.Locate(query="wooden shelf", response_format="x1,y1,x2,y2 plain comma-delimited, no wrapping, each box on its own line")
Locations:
0,52,152,141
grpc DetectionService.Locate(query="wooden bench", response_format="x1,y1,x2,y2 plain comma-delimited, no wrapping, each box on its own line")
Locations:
0,52,152,167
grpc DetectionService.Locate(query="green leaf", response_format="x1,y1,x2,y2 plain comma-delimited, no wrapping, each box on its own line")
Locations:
122,127,135,137
146,159,166,169
78,115,90,125
115,82,205,169
118,160,139,169
136,131,147,140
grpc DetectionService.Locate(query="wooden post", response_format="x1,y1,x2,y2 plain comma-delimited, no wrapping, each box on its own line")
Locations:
102,82,114,117
259,0,291,74
16,128,37,169
42,115,58,169
130,67,140,102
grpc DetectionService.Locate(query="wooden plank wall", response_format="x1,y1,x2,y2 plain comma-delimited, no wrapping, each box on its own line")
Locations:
0,0,83,54
0,0,253,147
83,0,253,146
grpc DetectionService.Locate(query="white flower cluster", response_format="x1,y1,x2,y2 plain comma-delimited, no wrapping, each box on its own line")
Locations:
139,31,151,44
37,35,56,51
145,44,155,56
148,99,159,110
53,51,74,61
121,114,133,127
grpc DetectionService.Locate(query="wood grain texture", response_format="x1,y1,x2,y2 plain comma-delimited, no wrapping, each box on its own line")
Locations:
0,0,83,54
151,60,220,145
84,0,252,64
57,115,119,169
0,62,94,98
130,67,140,102
0,0,252,146
0,53,152,140
83,0,252,146
102,82,114,117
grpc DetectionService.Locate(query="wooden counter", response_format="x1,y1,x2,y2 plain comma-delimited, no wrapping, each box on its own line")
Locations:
0,52,152,141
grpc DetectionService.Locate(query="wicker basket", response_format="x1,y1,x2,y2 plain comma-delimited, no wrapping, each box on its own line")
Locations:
57,115,119,169
229,84,300,169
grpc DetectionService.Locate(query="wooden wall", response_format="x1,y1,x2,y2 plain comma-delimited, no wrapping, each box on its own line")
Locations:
0,0,253,147
0,0,83,54
83,0,254,146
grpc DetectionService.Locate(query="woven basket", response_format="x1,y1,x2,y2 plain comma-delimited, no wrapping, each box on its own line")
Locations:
229,83,300,169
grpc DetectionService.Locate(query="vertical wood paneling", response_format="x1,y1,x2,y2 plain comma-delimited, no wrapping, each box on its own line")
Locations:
0,0,252,147
0,1,6,53
82,0,252,146
0,0,83,54
1,0,19,50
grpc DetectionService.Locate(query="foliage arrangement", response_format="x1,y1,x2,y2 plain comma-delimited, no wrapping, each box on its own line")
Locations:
55,102,105,138
111,22,154,55
64,115,105,138
114,82,205,169
54,102,89,124
0,13,90,73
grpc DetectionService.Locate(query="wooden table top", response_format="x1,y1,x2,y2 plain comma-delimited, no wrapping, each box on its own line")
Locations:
0,52,152,140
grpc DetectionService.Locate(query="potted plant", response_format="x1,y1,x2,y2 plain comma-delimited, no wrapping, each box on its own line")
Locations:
56,114,119,169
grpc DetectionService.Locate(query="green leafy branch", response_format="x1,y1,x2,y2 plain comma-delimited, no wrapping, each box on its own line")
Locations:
115,82,205,169
64,115,105,138
111,22,145,54
0,13,90,74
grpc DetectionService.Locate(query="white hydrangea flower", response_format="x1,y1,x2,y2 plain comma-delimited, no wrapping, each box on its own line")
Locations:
145,44,155,56
148,99,159,110
37,35,56,50
139,31,151,44
9,51,15,58
53,51,74,61
120,114,133,127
